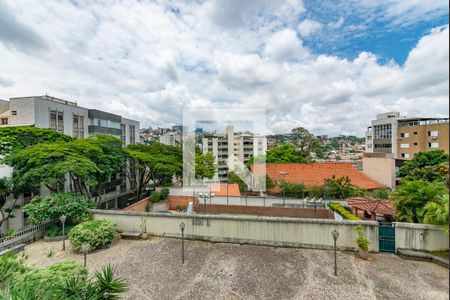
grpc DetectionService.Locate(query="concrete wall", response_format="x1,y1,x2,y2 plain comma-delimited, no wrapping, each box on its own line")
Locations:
92,209,379,252
395,222,448,252
8,97,35,126
362,155,395,188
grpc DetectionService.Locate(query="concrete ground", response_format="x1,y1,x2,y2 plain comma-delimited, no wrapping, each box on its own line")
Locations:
24,237,448,300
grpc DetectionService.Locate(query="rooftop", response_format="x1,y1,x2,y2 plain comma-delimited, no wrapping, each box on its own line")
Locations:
258,162,385,190
346,197,395,216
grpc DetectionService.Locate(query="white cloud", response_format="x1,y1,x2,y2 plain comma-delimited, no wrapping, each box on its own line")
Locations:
327,16,345,29
264,29,309,61
0,1,448,136
297,19,323,37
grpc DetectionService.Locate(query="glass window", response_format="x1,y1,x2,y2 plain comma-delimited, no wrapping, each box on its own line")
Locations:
401,153,410,159
428,142,439,148
400,132,409,138
400,143,409,148
428,130,439,137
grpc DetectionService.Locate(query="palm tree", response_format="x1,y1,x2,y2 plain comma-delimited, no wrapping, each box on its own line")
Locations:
424,194,449,232
392,180,447,223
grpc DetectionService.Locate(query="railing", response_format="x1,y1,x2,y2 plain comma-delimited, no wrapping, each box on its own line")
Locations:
0,221,52,244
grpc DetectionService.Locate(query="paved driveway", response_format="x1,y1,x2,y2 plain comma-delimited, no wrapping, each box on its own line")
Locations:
25,238,449,300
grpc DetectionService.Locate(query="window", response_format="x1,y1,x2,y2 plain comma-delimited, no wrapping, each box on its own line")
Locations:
428,130,439,137
129,125,136,144
374,124,392,139
73,114,85,138
414,142,418,146
413,132,418,135
120,124,126,144
400,143,409,149
11,111,17,115
400,132,409,138
401,153,410,159
428,142,439,148
1,118,8,125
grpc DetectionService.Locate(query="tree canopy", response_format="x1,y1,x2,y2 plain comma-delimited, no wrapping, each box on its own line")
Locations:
397,150,448,183
195,152,216,180
0,126,72,156
289,127,322,161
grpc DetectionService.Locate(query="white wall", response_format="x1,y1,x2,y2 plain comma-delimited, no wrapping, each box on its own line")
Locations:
8,97,35,126
121,117,140,146
395,222,448,252
92,209,379,251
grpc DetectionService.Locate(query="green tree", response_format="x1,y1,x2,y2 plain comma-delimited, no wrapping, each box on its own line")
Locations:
124,143,182,200
392,180,447,223
228,167,248,193
23,192,94,225
290,127,322,161
195,152,216,179
423,194,449,232
0,126,72,156
266,144,306,163
0,178,14,232
397,150,448,183
323,175,362,199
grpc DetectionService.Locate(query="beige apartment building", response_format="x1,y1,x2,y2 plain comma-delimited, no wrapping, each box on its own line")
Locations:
396,118,449,159
363,113,449,189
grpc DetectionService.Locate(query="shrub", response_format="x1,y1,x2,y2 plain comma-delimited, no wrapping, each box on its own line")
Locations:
355,225,370,251
159,188,170,200
69,219,116,251
150,191,161,203
370,189,391,199
308,185,325,198
328,203,361,220
45,224,75,237
23,192,95,225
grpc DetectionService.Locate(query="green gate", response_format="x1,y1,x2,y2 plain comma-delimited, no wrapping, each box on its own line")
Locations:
379,222,395,253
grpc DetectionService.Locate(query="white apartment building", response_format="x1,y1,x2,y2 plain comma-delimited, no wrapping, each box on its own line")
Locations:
0,95,140,232
201,125,267,181
159,132,181,146
365,112,400,156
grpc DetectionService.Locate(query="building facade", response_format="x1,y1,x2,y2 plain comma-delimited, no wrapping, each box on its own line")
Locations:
0,95,140,232
159,132,181,146
365,112,400,156
201,126,267,181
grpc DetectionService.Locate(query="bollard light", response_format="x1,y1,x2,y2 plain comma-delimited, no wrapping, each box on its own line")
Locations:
332,229,339,276
81,243,90,267
59,215,67,251
179,222,186,264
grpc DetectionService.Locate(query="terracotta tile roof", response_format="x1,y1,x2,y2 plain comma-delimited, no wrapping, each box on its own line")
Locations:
253,162,384,190
346,197,394,216
210,183,241,197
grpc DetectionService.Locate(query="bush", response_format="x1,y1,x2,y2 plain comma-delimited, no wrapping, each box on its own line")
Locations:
45,224,75,237
328,203,361,220
308,185,325,198
355,225,370,251
150,191,161,203
23,192,95,225
370,189,390,199
69,219,116,251
159,188,169,200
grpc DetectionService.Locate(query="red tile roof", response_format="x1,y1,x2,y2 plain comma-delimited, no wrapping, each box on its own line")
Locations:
253,162,384,190
210,183,241,197
346,197,394,216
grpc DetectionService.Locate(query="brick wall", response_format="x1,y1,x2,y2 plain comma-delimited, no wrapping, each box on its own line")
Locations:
122,197,149,212
194,204,333,219
168,195,197,210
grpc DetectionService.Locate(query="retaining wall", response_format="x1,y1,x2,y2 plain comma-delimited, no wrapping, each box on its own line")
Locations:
92,209,378,252
395,222,448,252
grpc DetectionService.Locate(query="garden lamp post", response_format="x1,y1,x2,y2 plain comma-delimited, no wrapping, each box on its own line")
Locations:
179,222,186,264
331,229,339,276
59,215,67,251
280,171,288,207
81,243,90,267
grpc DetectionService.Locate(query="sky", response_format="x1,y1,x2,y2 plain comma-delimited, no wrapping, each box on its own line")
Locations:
0,0,448,136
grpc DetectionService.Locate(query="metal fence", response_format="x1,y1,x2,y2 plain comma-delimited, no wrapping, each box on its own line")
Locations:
0,222,52,246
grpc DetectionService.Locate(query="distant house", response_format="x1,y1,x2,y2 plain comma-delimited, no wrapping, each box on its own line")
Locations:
252,162,385,193
346,197,395,221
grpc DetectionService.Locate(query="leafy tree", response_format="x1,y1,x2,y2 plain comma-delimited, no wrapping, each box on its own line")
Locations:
323,175,362,199
423,194,449,232
23,192,94,225
0,126,72,156
124,143,182,201
392,180,447,223
397,150,448,183
266,144,307,163
228,167,248,192
289,127,322,161
279,181,305,198
0,178,14,232
195,152,216,179
368,189,391,199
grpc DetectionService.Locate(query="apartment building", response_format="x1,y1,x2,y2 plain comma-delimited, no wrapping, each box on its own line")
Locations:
396,118,449,159
159,132,181,146
0,95,140,232
201,125,267,181
363,112,449,188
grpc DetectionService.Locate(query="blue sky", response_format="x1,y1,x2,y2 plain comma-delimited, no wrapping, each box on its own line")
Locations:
300,0,449,64
0,0,448,135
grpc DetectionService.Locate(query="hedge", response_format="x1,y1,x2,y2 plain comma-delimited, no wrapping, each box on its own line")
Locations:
69,219,116,251
328,202,361,220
